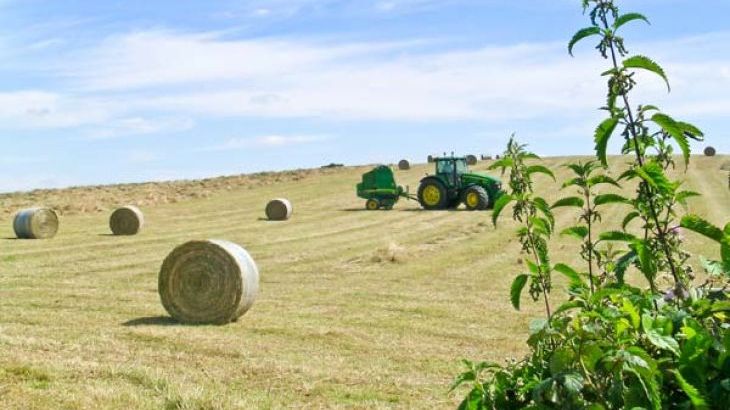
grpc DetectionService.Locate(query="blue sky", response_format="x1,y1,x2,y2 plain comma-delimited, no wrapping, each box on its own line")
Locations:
0,0,728,192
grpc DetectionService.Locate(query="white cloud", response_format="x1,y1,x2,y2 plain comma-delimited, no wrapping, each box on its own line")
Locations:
206,134,328,151
83,116,195,140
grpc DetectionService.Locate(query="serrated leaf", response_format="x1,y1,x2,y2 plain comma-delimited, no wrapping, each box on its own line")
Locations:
642,314,680,356
568,26,601,56
680,214,723,242
653,113,690,166
624,55,670,91
614,12,650,30
587,175,621,188
622,211,641,230
594,117,619,167
633,240,657,283
599,231,637,242
635,162,675,194
491,194,513,227
510,274,528,310
554,263,583,285
562,177,586,189
594,193,631,206
675,190,700,206
672,370,709,409
676,121,704,142
526,165,555,181
534,197,555,230
561,225,589,240
551,196,585,209
615,250,637,284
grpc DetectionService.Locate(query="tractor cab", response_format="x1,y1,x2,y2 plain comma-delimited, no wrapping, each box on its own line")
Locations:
435,157,469,187
417,155,503,211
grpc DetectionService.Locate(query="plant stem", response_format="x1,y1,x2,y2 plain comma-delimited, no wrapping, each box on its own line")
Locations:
599,11,682,291
585,188,596,293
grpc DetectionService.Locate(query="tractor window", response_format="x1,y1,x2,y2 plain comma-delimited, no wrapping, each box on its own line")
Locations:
437,161,451,174
455,159,468,174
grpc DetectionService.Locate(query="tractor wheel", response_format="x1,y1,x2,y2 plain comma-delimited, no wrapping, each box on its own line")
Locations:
462,186,489,211
418,179,448,210
366,199,380,210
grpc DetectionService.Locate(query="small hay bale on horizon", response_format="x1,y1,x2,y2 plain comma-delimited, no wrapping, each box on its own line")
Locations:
266,198,293,221
158,239,260,325
398,159,410,170
13,207,59,239
109,205,144,235
705,146,717,157
466,155,478,165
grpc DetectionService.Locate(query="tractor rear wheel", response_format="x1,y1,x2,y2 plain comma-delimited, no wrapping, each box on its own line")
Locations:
418,179,448,210
462,186,489,211
366,199,380,210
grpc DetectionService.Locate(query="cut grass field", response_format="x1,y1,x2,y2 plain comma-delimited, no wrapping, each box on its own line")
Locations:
1,156,728,409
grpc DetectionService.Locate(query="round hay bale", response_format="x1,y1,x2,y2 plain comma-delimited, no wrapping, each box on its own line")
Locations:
109,205,144,235
398,159,410,170
466,155,478,165
13,207,58,239
427,155,434,163
158,239,259,324
265,198,292,221
704,146,717,157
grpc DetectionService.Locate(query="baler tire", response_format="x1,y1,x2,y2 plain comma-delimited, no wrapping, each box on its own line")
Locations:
366,199,380,211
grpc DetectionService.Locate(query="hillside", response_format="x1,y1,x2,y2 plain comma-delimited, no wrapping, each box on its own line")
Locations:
1,155,728,408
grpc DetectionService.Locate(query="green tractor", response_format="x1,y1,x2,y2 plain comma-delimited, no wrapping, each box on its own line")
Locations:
417,156,503,210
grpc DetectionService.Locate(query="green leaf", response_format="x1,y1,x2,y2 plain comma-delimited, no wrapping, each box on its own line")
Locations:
676,121,704,142
551,196,585,209
615,250,637,284
672,370,709,409
622,211,641,230
652,113,690,165
561,225,589,240
534,197,555,230
594,193,631,206
680,215,724,242
554,263,583,285
594,117,619,167
635,162,675,194
510,274,529,310
614,12,650,30
587,175,621,188
568,26,601,56
526,165,556,181
599,231,637,242
623,55,670,91
562,177,586,189
642,314,679,357
676,190,700,206
487,157,513,172
633,240,657,283
491,194,513,227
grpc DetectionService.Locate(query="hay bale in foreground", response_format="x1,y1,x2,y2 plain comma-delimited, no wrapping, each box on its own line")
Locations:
109,205,144,235
13,207,58,239
705,146,717,157
398,159,410,170
466,155,478,165
158,240,260,324
266,198,293,221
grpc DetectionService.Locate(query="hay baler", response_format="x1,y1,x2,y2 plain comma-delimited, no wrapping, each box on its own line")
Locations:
356,165,415,210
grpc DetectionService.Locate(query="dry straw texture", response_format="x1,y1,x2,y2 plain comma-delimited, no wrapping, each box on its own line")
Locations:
721,161,730,171
109,205,144,235
265,198,292,221
398,160,410,170
158,240,259,325
13,207,58,239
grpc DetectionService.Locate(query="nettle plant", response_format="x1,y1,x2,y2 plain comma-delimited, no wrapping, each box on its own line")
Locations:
452,1,730,408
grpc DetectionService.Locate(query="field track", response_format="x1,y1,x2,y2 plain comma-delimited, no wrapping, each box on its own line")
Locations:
1,156,728,408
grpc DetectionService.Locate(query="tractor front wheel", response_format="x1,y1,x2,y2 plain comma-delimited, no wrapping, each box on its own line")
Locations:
366,199,380,210
462,186,489,211
418,179,448,210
